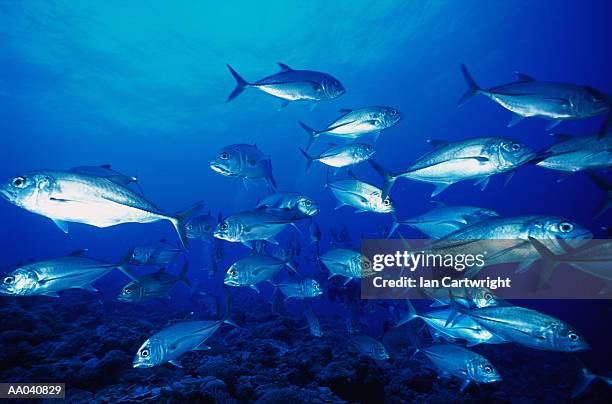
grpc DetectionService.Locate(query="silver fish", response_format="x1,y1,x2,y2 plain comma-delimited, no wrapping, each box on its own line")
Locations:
304,307,322,337
435,215,592,275
276,278,322,300
210,144,276,189
185,211,220,241
256,192,319,220
398,301,506,346
133,316,237,368
118,264,190,302
419,286,500,309
416,344,501,392
388,201,500,238
129,239,183,265
298,106,402,149
458,63,609,130
529,237,612,283
536,134,612,172
350,335,389,360
456,305,589,352
0,170,202,248
327,171,394,214
226,63,344,106
320,248,375,285
371,137,536,198
224,253,296,293
214,210,294,246
300,143,375,170
0,250,135,297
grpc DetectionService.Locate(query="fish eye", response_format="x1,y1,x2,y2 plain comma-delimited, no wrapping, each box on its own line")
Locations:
363,261,371,269
383,199,390,206
305,200,312,206
3,276,14,285
484,293,493,300
124,288,132,295
186,223,193,230
559,222,574,233
568,332,579,342
219,152,229,160
141,348,150,357
220,222,229,231
511,143,521,151
11,177,26,188
484,365,492,374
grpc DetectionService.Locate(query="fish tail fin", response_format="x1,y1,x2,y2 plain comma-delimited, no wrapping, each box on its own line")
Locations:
171,202,205,250
369,160,397,200
396,300,419,327
226,64,250,102
458,63,481,107
298,121,320,150
116,251,138,282
299,148,315,171
178,261,191,287
572,368,603,398
286,260,300,275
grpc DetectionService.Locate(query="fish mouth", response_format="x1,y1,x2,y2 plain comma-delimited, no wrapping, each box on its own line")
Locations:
0,188,11,200
209,162,231,175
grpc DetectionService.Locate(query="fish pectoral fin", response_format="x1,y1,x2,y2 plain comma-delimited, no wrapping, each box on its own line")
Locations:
168,360,183,368
342,277,353,286
545,119,563,131
51,219,70,233
42,292,60,298
431,183,453,197
459,379,471,393
77,284,99,292
473,176,491,191
508,113,525,127
194,342,211,351
250,284,261,294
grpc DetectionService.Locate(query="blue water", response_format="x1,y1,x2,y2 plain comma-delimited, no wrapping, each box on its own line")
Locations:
0,1,610,402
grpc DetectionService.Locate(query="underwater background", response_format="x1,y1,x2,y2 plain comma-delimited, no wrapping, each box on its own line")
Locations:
0,0,611,402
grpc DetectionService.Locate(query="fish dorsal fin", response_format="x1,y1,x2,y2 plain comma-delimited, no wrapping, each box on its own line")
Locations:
277,62,292,72
159,238,167,243
339,108,353,114
69,249,88,257
100,164,112,169
426,139,449,148
515,71,535,81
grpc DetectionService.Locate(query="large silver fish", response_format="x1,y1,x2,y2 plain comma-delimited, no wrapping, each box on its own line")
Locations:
415,344,501,392
397,301,506,347
256,192,319,220
327,171,394,214
455,305,589,352
458,63,610,131
133,316,238,368
226,63,344,106
434,215,592,275
388,201,500,238
535,134,612,172
224,253,297,293
0,170,202,248
213,210,295,246
319,248,375,285
350,335,389,360
300,143,375,170
210,144,277,189
298,106,402,149
371,137,535,198
118,264,190,303
0,250,135,297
